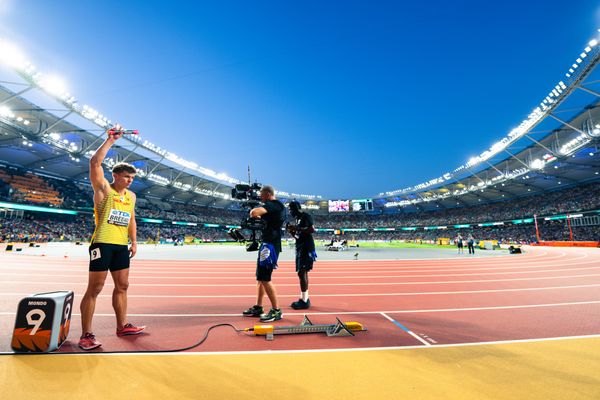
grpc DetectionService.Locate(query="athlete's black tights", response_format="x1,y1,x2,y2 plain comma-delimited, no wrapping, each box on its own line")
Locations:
298,270,309,292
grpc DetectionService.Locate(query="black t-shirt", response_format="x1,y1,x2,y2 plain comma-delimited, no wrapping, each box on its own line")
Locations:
295,212,315,252
261,199,285,252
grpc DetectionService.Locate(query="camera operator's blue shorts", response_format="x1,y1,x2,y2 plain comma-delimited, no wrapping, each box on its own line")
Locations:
256,243,279,282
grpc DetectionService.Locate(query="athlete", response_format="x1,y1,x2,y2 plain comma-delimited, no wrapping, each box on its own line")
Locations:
78,126,145,350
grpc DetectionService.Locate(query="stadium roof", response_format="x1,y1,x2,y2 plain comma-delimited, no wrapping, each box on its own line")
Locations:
374,36,600,212
1,35,600,212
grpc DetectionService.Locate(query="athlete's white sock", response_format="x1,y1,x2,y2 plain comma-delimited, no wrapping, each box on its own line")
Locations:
301,291,309,302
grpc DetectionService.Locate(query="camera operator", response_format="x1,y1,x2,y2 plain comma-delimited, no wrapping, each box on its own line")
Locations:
242,185,285,322
287,201,316,310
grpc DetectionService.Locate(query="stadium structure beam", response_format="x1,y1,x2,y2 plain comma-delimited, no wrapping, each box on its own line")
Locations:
504,149,533,170
0,86,34,106
146,157,166,175
524,134,557,156
80,135,104,155
38,111,73,137
171,167,188,183
576,85,600,98
120,145,142,163
548,113,590,138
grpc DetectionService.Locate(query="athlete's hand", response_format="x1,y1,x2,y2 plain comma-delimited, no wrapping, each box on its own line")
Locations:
108,124,124,141
129,242,137,258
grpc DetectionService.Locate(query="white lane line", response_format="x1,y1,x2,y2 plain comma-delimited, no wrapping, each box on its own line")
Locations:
380,312,432,346
4,264,600,280
1,257,593,274
9,333,595,357
3,272,600,287
2,300,600,316
0,263,596,277
1,283,600,297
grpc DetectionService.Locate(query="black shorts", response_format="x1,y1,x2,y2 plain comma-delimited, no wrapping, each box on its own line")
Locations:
256,261,273,282
255,248,279,282
89,243,130,272
296,249,314,272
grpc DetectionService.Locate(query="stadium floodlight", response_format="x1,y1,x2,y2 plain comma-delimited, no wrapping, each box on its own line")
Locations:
147,173,170,186
530,159,544,170
0,106,14,118
0,40,26,69
589,39,598,47
39,75,67,97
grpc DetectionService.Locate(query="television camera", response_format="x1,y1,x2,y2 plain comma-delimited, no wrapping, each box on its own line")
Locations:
228,183,266,251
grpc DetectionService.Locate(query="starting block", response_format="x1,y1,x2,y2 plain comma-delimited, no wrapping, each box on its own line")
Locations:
11,291,74,352
247,315,366,341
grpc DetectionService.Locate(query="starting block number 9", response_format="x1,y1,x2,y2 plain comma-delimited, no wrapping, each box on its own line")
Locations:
26,309,46,335
64,303,71,321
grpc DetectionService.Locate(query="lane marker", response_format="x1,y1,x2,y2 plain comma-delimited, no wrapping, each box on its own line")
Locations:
380,312,431,346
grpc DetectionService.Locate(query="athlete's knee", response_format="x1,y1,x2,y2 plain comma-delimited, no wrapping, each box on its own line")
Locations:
87,283,105,297
114,280,129,292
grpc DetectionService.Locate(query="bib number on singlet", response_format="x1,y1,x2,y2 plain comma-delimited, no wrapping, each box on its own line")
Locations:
107,209,131,227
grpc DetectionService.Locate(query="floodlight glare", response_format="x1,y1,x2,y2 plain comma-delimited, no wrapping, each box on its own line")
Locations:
0,40,26,69
530,159,544,170
39,75,67,97
0,106,14,118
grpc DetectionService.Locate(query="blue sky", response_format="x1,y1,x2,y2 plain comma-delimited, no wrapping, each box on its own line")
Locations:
1,1,600,198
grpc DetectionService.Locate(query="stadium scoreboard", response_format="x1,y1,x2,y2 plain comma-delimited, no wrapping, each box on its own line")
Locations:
328,199,373,212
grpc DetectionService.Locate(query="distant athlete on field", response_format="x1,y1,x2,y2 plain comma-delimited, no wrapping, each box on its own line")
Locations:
78,125,145,351
456,233,464,254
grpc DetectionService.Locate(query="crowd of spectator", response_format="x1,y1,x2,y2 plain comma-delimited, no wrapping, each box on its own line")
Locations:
315,182,600,229
1,164,600,244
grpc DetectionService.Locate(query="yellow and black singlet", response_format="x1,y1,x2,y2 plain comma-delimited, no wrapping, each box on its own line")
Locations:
91,187,135,245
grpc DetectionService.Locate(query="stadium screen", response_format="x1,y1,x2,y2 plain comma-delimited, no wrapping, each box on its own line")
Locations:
351,199,374,212
328,200,350,212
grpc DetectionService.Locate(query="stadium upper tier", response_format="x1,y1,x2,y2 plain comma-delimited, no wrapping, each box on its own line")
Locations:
1,34,600,213
1,164,599,231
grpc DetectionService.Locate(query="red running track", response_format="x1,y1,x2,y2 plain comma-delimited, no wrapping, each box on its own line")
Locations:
1,246,599,353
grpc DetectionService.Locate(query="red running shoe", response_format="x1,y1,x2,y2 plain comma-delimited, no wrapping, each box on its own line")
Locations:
116,323,146,337
78,332,102,350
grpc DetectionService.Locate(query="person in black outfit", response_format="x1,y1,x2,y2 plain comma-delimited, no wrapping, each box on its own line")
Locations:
242,185,285,322
467,234,475,255
287,200,316,310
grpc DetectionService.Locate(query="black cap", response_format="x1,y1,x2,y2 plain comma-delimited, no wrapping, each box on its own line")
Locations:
288,200,301,213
